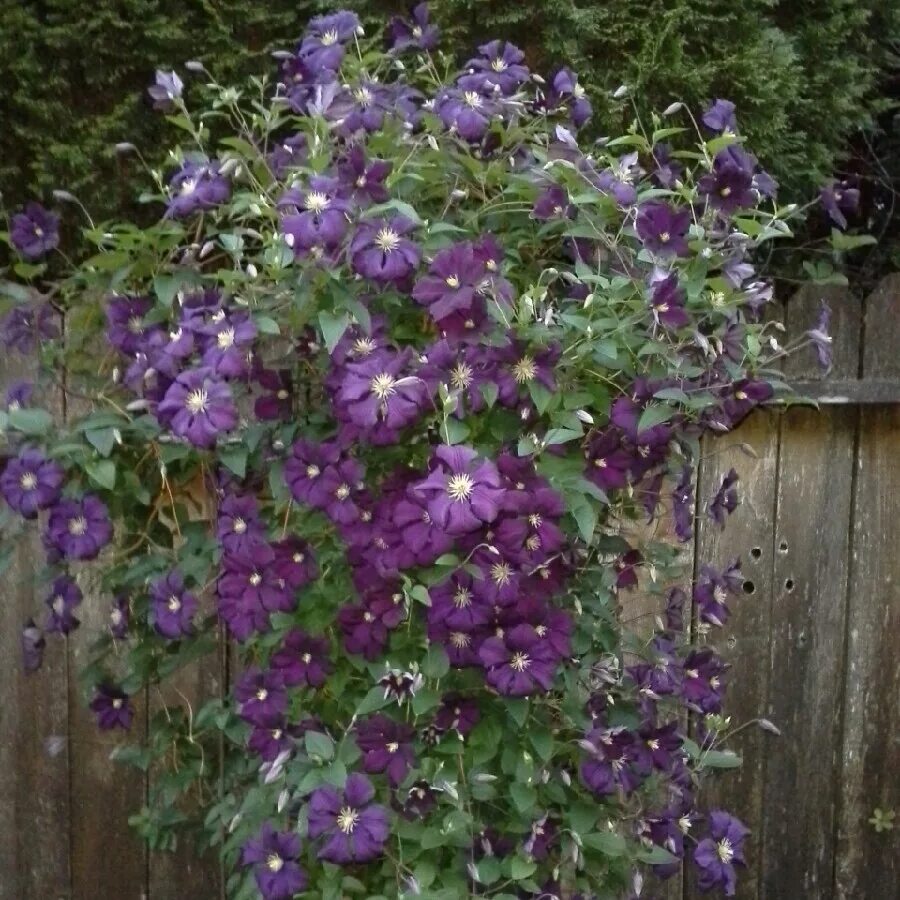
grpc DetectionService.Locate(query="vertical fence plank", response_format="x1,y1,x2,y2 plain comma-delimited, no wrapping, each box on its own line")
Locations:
0,354,71,900
834,275,900,898
148,638,225,900
758,284,860,898
684,410,780,900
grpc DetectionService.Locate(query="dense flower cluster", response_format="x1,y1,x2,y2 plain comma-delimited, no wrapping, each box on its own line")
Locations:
0,6,851,900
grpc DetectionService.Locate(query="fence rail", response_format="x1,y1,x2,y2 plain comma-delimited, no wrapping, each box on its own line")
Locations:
0,277,897,899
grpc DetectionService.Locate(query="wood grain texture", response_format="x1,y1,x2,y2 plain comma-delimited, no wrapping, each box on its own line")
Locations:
758,285,860,898
833,275,900,899
684,412,781,900
0,351,72,900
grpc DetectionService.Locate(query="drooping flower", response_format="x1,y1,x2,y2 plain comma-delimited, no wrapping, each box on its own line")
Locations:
532,185,574,221
411,445,505,536
549,67,592,127
21,618,45,674
579,726,652,796
0,447,64,519
350,216,421,285
702,99,737,133
254,369,294,421
147,70,184,111
805,301,833,372
4,380,33,412
433,694,480,737
338,146,392,206
149,570,198,639
707,468,739,527
682,648,729,714
698,147,757,215
649,273,690,330
389,3,439,52
355,714,416,786
307,774,390,864
693,811,749,896
338,588,405,660
478,624,561,696
635,202,691,256
0,302,59,353
584,429,634,492
45,494,112,560
672,465,695,542
157,367,237,448
820,178,860,230
109,594,130,639
270,629,332,688
90,684,134,730
44,576,85,634
9,202,60,260
240,823,307,900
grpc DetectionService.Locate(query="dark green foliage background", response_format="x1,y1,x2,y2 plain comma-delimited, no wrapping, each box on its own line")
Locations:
1,0,897,222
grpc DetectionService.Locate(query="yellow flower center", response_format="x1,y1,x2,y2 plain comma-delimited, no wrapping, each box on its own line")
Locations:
353,337,378,357
305,191,330,213
233,518,247,534
320,29,339,46
450,632,470,648
386,741,399,753
167,595,181,612
370,372,397,401
451,362,473,389
491,562,512,586
266,853,284,873
717,838,734,864
249,573,262,586
463,91,482,109
491,58,507,72
659,231,670,243
306,464,320,478
20,472,38,491
512,356,537,384
68,516,88,536
335,483,351,500
127,315,143,334
375,228,401,252
453,588,472,608
445,274,460,288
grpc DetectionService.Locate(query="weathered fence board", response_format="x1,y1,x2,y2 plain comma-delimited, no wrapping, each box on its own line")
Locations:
834,275,900,899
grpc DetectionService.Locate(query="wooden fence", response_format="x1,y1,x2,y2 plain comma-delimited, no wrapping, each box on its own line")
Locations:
0,278,897,899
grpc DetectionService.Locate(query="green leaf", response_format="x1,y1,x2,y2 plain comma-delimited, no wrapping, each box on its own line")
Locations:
219,446,248,479
442,418,469,444
304,730,335,762
571,500,597,544
582,831,627,856
637,404,673,433
509,855,537,881
85,427,117,457
509,782,536,814
86,459,116,490
8,407,53,435
699,750,742,769
422,645,450,679
318,310,350,354
254,315,281,335
355,687,390,716
830,229,877,252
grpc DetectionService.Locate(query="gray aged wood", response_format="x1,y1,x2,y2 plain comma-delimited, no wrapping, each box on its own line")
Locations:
834,274,900,898
0,353,71,900
759,284,860,898
684,411,781,900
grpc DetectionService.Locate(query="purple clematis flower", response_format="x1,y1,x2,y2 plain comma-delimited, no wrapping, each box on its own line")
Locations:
5,381,33,412
247,715,296,762
584,429,634,492
219,545,294,615
147,70,183,111
45,576,82,634
579,726,652,796
649,273,690,329
805,301,833,372
389,3,439,52
307,774,390,864
463,40,529,96
90,684,134,730
0,302,59,353
217,494,266,556
271,536,318,591
149,570,198,639
241,823,307,900
820,178,860,230
21,618,45,674
672,465,695,542
682,648,729,714
280,176,351,255
355,714,416,786
338,147,392,206
702,99,738,133
234,667,287,727
46,494,112,560
391,493,454,565
0,447,64,519
201,312,257,378
105,295,160,356
693,811,749,896
333,348,428,444
412,240,489,329
270,629,332,688
157,367,237,448
254,369,293,421
479,624,561,696
550,67,592,127
494,341,561,407
635,202,691,256
166,160,230,218
707,468,739,527
284,439,344,509
435,87,499,142
9,202,60,260
698,148,756,215
412,445,505,536
338,588,405,660
533,185,574,221
428,569,493,633
297,11,360,74
268,132,308,179
434,693,480,737
350,216,421,285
